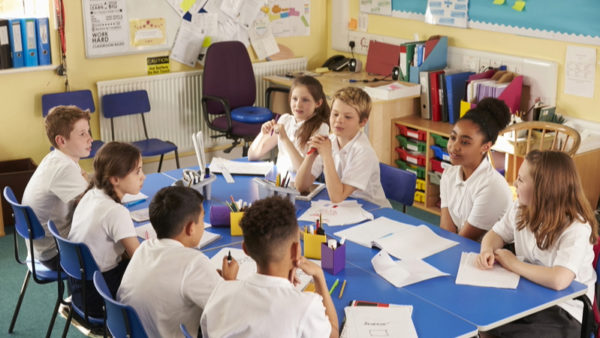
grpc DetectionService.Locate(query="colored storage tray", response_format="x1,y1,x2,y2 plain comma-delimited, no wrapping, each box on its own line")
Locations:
396,124,427,141
430,145,451,162
414,191,425,203
430,158,452,174
395,159,426,179
395,147,426,166
431,134,449,148
416,178,426,191
428,171,442,185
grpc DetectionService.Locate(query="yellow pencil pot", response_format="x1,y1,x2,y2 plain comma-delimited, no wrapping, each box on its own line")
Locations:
303,232,327,259
230,212,244,236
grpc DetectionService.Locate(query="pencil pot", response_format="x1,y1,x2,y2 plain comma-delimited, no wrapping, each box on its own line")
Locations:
321,243,346,275
210,205,230,227
303,233,327,259
230,212,244,236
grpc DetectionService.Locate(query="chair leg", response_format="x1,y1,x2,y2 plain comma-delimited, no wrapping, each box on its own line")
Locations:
174,149,180,169
61,305,72,338
8,270,31,333
242,141,249,157
157,154,164,172
45,279,65,338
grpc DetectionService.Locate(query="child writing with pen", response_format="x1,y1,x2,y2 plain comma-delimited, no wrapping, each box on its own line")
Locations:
201,196,339,338
477,150,598,337
248,75,330,176
68,142,145,317
295,87,390,208
118,186,239,337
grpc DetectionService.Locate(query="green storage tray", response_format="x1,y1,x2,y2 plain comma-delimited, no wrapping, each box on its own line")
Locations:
432,134,449,148
394,159,426,179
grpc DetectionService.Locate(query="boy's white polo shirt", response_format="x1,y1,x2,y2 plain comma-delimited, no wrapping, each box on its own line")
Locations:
493,201,596,322
118,238,221,338
440,158,512,232
201,273,331,338
22,150,88,261
68,188,136,271
310,131,391,208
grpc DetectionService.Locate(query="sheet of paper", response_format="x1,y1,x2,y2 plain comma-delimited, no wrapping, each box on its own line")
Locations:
424,0,468,28
191,12,219,36
166,0,207,17
342,305,418,338
135,222,157,240
170,20,206,67
373,225,459,260
298,200,374,227
122,192,148,204
238,0,265,30
264,0,310,37
130,208,150,222
564,45,596,98
197,230,221,249
249,17,279,60
455,252,520,289
333,216,414,247
371,251,448,288
209,157,274,176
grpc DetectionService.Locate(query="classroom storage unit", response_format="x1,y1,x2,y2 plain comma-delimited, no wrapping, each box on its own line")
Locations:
0,158,37,236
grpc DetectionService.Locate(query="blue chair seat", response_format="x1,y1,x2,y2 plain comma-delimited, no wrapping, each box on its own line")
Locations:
26,259,65,281
230,106,273,124
212,117,263,138
70,303,105,327
132,139,177,157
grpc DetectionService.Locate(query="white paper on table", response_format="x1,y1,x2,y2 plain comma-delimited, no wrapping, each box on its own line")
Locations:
333,216,414,247
371,250,448,288
197,230,221,249
455,252,520,289
209,157,274,176
249,17,279,60
135,222,157,240
130,208,150,222
372,225,459,260
298,200,373,227
170,20,206,67
342,305,417,338
122,192,148,204
564,45,596,98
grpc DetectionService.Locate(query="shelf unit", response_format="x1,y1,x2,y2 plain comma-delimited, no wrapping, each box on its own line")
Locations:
391,115,453,216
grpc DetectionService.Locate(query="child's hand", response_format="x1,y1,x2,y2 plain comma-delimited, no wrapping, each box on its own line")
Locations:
287,266,301,286
221,256,239,281
261,119,277,135
493,248,517,270
295,256,324,280
275,124,289,141
307,135,332,157
476,249,495,269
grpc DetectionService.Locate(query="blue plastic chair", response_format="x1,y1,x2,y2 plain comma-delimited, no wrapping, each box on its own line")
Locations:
202,41,274,156
2,186,65,338
41,89,104,159
180,323,194,338
379,162,417,212
93,271,148,338
47,221,105,337
101,90,180,172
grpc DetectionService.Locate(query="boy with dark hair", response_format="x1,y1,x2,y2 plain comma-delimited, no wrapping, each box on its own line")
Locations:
22,105,92,270
200,195,339,338
117,186,238,337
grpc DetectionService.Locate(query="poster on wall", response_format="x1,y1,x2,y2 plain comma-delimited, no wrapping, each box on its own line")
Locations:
82,0,130,57
263,0,310,37
425,0,468,28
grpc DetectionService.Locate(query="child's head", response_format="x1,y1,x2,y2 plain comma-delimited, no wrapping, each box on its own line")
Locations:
45,105,92,159
240,196,299,267
149,186,205,246
92,142,145,203
448,98,510,167
516,150,598,249
329,87,372,140
289,76,330,147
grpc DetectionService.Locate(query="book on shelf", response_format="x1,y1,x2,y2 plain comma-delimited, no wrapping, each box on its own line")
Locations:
363,82,420,100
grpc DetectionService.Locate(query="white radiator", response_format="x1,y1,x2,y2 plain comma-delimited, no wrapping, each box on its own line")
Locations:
97,57,307,151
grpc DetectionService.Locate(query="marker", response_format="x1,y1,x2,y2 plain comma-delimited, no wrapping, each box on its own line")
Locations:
306,148,316,155
124,199,146,208
338,280,347,299
329,278,340,295
227,250,232,262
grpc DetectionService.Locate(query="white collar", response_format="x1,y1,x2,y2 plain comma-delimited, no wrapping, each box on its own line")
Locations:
453,158,491,187
333,130,363,153
246,273,294,289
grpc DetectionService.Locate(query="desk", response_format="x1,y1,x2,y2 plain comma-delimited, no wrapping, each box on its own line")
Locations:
264,72,420,165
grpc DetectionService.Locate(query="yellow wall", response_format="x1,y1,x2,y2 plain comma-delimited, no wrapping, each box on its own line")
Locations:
0,0,327,165
327,2,600,123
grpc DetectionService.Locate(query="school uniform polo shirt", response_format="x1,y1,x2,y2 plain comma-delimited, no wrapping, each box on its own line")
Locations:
493,201,596,322
200,273,331,338
440,159,512,232
68,188,136,271
275,113,329,176
118,238,221,338
22,150,88,261
310,131,391,208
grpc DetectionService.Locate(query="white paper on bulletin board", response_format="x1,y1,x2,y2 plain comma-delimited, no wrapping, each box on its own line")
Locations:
82,0,182,58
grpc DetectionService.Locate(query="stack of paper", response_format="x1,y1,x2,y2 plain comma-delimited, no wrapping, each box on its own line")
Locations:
455,252,520,289
298,200,374,226
372,225,459,260
130,208,149,222
209,157,274,176
341,303,418,338
134,222,221,249
371,250,449,288
363,82,421,100
121,192,148,204
332,217,415,247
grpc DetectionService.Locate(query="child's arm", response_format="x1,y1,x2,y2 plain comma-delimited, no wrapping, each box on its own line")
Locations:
477,230,505,269
120,237,140,259
458,223,487,242
440,208,458,233
493,249,576,290
295,152,318,193
296,257,339,338
248,119,278,161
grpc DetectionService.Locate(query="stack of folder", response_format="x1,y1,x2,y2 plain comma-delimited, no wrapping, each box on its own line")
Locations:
419,69,474,123
399,36,448,84
0,17,51,69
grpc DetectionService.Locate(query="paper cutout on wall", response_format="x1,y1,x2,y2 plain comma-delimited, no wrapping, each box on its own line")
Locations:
425,0,469,28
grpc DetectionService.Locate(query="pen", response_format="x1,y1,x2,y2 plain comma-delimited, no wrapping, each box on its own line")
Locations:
124,199,146,208
329,278,340,295
270,115,281,136
338,280,347,299
227,250,232,262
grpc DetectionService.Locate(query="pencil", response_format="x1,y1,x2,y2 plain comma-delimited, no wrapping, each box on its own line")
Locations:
329,278,340,295
227,250,232,262
338,279,347,298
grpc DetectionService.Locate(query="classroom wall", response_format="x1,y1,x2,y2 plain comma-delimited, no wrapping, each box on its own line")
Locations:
326,1,600,123
0,1,328,167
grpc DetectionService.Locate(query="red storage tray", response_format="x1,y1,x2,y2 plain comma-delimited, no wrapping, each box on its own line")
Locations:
396,124,427,141
395,147,426,166
430,158,452,173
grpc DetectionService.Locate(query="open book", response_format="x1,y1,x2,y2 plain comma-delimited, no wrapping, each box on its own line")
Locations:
134,222,221,249
341,301,418,338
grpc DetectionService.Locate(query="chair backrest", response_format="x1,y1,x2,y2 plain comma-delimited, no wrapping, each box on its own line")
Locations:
202,41,256,115
93,271,148,338
47,221,100,281
101,90,151,118
498,121,581,156
41,89,96,117
379,163,417,208
3,186,45,240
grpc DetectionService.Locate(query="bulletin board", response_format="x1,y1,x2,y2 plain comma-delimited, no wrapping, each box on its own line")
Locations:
82,0,181,58
387,0,600,45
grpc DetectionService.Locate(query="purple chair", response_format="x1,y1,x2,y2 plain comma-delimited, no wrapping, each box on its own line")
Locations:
202,41,274,156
